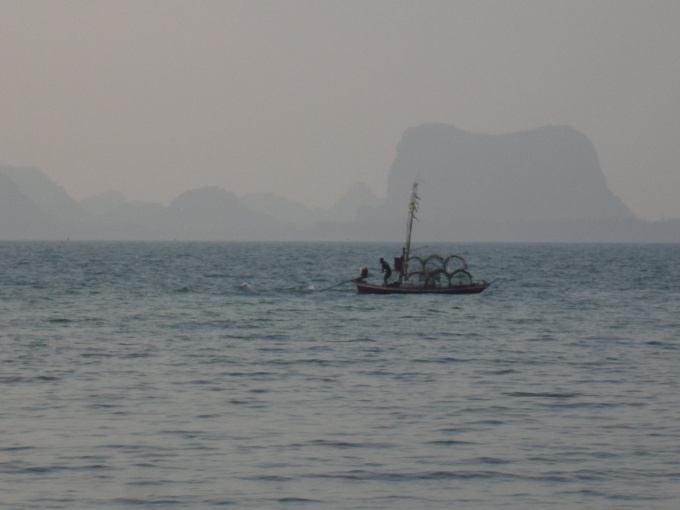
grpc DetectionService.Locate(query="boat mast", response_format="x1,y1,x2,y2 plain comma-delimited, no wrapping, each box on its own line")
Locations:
402,180,419,280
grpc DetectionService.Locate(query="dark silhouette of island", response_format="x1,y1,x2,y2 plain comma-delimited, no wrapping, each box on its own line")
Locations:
0,172,59,239
2,124,679,242
368,123,656,242
388,124,633,222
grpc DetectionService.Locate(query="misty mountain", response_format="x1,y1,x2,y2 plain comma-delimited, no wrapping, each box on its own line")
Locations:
80,190,128,217
2,125,679,242
386,123,633,219
167,186,296,240
89,199,171,240
326,182,380,222
89,187,298,241
362,123,642,241
242,192,318,227
243,182,379,226
0,165,88,225
0,173,62,239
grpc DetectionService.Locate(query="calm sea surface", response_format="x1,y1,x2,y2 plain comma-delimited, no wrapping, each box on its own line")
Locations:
1,241,679,509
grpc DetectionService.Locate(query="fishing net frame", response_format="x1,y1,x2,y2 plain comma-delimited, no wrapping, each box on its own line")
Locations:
406,253,474,288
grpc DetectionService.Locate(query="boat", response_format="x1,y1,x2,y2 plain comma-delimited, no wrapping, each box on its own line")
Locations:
355,279,490,294
355,180,491,295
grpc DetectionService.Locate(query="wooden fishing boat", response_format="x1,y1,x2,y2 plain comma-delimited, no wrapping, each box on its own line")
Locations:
355,280,489,294
355,180,491,295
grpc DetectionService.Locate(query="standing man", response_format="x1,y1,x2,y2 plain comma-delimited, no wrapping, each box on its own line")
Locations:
380,257,392,286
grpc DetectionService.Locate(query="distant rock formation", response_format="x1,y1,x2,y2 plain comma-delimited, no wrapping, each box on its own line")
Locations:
2,127,679,242
386,123,633,221
243,192,319,227
81,186,299,240
80,190,128,217
0,173,59,239
0,165,87,225
326,182,380,222
374,123,639,241
166,186,295,240
243,182,379,226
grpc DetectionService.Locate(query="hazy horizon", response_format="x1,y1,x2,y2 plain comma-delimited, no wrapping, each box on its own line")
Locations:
2,1,680,220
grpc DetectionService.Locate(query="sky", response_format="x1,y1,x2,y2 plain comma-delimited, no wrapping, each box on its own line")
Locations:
1,1,679,220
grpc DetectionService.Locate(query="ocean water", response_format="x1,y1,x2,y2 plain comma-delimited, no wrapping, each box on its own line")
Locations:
1,241,679,509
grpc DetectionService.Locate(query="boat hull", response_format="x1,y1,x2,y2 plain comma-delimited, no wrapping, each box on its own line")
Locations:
355,281,489,295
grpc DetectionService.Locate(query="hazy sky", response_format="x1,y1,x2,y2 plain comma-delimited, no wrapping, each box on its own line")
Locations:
2,1,679,220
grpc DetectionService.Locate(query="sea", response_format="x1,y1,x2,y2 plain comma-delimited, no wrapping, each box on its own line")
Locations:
1,241,678,509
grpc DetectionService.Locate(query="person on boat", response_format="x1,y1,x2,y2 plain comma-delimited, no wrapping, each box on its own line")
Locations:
395,247,406,283
380,257,392,286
